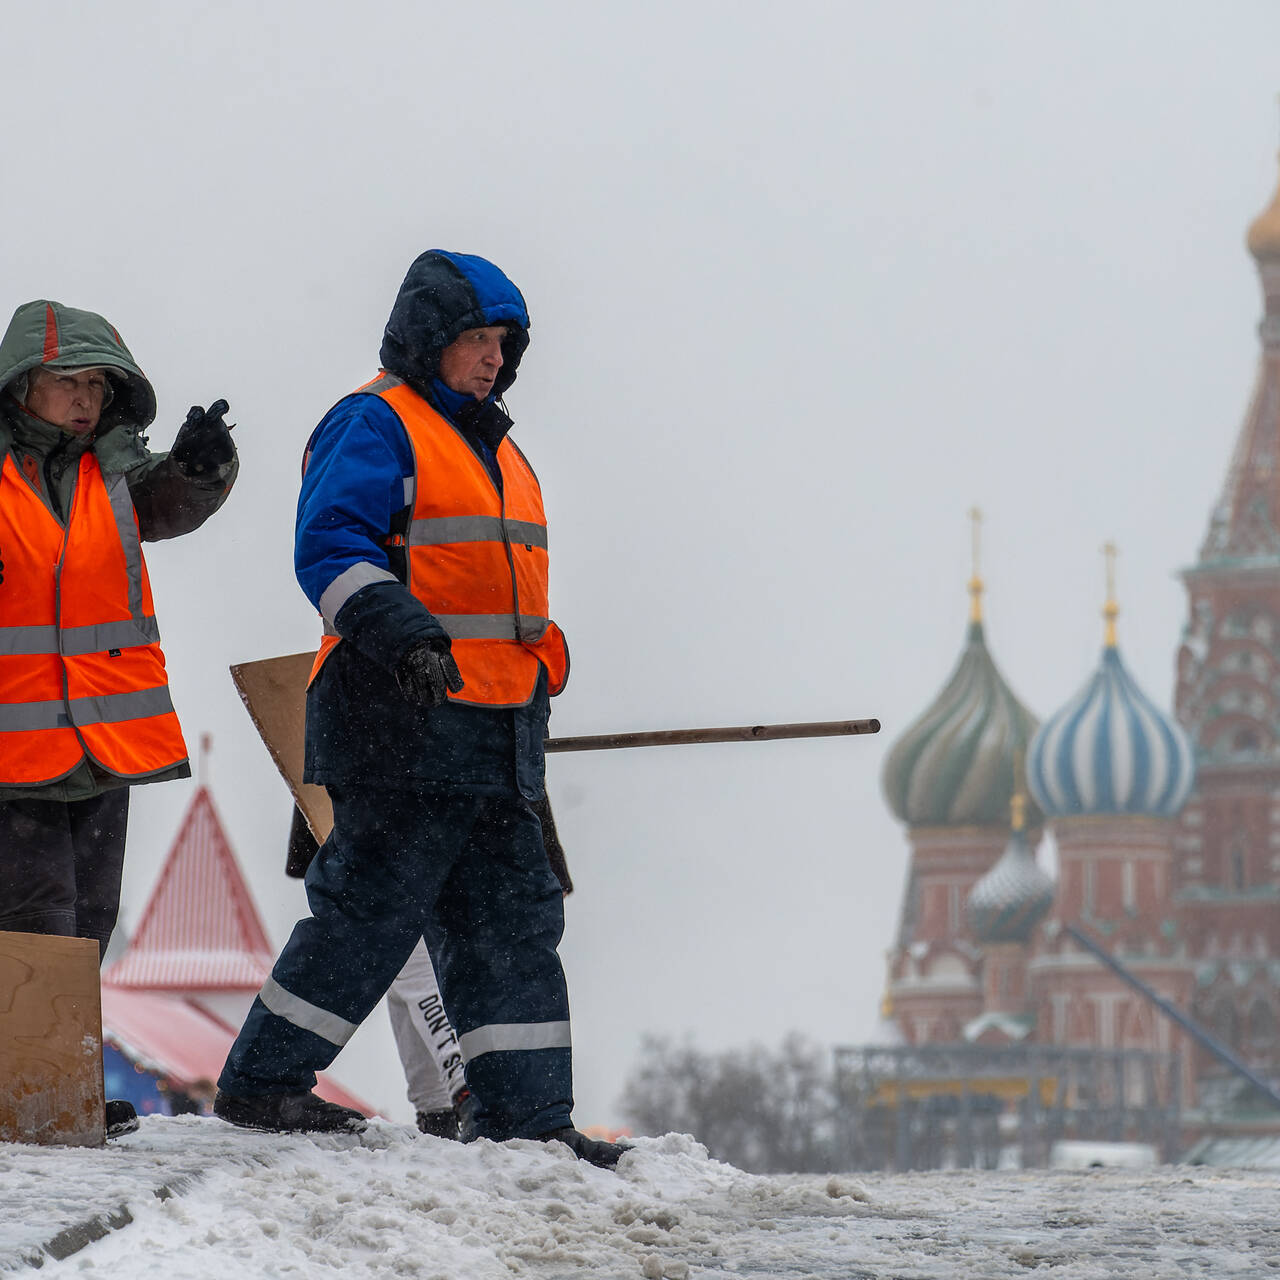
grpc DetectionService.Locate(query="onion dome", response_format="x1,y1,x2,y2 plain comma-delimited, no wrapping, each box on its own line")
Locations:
882,538,1042,828
1027,547,1195,818
1247,154,1280,261
967,794,1054,945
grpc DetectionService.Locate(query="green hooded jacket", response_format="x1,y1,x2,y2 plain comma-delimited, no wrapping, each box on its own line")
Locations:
0,299,239,801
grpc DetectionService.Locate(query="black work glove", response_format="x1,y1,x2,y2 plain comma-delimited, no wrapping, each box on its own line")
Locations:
394,639,464,707
170,398,235,476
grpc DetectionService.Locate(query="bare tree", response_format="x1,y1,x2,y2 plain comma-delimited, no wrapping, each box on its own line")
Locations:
619,1033,838,1172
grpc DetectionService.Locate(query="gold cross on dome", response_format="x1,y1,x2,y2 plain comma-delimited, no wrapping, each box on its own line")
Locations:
1102,541,1119,647
968,507,984,623
1010,747,1027,832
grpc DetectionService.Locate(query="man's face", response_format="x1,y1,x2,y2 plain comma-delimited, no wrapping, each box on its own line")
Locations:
25,367,109,435
437,326,507,401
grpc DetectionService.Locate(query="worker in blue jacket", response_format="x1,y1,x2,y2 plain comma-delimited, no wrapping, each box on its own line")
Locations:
215,251,625,1170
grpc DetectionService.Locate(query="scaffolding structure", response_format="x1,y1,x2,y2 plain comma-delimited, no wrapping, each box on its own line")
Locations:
832,1043,1183,1171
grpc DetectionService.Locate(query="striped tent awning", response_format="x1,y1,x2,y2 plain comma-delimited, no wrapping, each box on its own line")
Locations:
103,787,275,990
101,986,371,1112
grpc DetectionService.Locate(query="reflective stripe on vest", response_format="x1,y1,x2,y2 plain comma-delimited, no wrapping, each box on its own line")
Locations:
0,616,160,656
407,516,548,550
309,373,568,706
0,452,187,785
0,684,177,732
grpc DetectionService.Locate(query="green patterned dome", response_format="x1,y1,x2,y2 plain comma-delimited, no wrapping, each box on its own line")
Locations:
882,618,1042,828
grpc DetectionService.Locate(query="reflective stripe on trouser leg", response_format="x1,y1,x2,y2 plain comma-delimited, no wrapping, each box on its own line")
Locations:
218,788,467,1098
259,975,359,1046
458,1021,572,1060
428,792,574,1141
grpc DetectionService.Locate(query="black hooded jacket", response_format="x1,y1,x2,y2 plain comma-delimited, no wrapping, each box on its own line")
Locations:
300,252,552,797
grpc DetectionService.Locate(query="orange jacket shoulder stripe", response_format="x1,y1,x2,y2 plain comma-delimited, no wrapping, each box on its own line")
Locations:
310,374,568,707
0,451,187,785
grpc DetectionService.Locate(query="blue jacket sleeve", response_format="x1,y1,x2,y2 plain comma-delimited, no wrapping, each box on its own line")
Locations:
295,395,450,670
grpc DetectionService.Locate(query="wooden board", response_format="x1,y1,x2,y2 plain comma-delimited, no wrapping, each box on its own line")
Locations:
229,651,334,842
0,931,105,1147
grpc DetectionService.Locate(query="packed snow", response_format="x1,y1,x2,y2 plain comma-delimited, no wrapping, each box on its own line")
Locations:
3,1118,1279,1277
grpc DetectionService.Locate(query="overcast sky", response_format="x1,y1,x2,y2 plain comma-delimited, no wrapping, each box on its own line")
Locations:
5,1,1280,1127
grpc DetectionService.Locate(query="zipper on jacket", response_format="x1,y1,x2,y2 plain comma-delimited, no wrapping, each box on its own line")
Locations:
442,411,524,642
498,489,524,643
43,436,71,527
52,469,93,759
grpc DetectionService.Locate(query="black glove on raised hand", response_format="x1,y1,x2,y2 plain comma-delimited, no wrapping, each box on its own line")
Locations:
170,399,235,476
394,640,465,707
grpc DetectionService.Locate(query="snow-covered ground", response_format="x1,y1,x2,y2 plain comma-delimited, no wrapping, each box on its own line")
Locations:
2,1118,1278,1278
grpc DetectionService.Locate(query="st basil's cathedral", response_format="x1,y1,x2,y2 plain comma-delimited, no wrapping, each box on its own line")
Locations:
880,148,1280,1114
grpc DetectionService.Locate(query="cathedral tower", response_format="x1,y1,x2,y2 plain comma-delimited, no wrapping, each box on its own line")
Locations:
881,515,1041,1044
1028,555,1195,1076
1174,153,1280,1079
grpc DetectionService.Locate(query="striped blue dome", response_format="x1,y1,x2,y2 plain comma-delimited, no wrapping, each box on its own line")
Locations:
1027,645,1195,818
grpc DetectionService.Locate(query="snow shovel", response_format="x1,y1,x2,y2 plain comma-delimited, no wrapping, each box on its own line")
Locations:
229,651,879,853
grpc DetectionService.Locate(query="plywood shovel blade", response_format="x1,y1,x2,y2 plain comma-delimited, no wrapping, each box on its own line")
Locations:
0,932,105,1146
229,651,333,842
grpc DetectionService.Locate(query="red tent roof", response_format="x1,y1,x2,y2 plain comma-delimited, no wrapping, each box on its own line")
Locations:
101,987,370,1111
103,787,275,991
101,783,376,1114
101,988,240,1087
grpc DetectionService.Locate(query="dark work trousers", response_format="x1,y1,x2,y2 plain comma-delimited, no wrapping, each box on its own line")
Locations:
218,784,573,1141
0,789,130,963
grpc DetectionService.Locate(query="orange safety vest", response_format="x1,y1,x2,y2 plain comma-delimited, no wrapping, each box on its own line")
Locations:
0,450,187,785
310,373,569,708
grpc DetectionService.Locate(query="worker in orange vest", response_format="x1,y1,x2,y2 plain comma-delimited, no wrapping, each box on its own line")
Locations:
216,251,625,1170
0,299,237,1135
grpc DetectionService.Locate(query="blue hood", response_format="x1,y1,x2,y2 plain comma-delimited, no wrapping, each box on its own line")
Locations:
379,250,530,399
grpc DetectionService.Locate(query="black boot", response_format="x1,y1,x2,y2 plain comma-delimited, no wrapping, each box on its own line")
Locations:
105,1099,139,1140
537,1127,630,1170
416,1108,459,1140
213,1089,367,1134
453,1087,478,1143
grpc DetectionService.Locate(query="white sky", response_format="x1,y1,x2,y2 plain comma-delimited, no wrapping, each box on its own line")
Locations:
3,1,1280,1126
